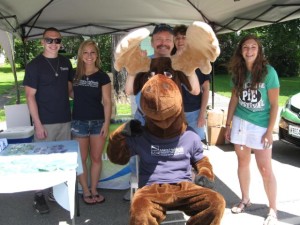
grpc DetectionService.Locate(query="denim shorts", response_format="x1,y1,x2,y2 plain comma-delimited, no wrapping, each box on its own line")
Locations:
71,120,104,137
184,109,206,140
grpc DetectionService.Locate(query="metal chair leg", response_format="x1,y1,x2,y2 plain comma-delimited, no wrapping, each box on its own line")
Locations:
76,177,80,217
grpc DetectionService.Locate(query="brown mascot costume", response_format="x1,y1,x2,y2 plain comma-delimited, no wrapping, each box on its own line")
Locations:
107,21,225,225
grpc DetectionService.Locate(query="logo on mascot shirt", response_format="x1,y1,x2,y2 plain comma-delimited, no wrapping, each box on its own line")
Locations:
151,145,184,157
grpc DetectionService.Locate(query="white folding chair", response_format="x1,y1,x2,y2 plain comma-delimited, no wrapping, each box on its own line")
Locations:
202,105,213,150
4,104,32,128
202,116,209,150
130,156,189,224
130,155,139,199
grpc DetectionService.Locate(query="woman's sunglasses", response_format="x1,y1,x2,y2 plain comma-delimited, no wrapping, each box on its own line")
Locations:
44,38,62,44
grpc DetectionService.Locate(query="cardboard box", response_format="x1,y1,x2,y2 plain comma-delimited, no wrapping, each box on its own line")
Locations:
207,109,224,127
207,109,228,127
208,126,226,146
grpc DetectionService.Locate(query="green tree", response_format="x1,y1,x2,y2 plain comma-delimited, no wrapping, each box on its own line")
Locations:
60,36,84,59
92,35,112,72
15,36,83,68
216,19,300,77
14,38,42,68
216,32,240,73
259,19,300,77
61,35,112,72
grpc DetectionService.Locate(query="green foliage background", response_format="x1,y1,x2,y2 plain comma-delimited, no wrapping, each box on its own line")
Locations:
12,19,300,77
14,35,112,73
216,19,300,77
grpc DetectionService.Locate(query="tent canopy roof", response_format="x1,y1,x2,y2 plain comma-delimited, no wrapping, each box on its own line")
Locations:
1,0,300,39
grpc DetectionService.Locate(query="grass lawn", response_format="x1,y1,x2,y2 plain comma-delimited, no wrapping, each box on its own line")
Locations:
1,64,299,122
115,103,132,117
0,65,25,98
213,73,300,106
0,64,132,122
0,64,26,121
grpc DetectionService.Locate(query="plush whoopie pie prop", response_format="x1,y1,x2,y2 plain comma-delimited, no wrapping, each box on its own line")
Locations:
107,75,225,225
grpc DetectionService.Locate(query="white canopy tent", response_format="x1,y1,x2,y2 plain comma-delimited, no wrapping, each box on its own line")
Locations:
1,0,300,105
1,0,300,39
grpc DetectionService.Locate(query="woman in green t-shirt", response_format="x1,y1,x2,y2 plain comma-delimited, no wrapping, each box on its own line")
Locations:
225,34,279,225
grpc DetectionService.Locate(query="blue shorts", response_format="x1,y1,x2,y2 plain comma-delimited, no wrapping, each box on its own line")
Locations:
185,109,206,140
71,120,104,137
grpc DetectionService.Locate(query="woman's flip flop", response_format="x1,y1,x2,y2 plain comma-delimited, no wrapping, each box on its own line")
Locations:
82,194,96,205
231,200,251,214
92,193,105,204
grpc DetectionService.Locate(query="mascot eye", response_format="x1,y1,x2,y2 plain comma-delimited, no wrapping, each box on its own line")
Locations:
148,71,172,79
163,71,172,78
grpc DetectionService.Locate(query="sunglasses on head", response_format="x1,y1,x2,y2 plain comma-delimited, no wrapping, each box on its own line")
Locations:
44,38,62,44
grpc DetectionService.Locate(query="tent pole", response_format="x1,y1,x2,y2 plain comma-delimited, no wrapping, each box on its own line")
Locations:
12,64,20,104
23,38,28,66
211,62,215,109
11,38,20,104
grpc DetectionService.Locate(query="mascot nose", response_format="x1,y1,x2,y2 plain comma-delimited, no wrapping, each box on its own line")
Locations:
141,75,182,120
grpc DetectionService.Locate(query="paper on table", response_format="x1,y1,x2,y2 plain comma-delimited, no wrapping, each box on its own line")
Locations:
0,153,78,175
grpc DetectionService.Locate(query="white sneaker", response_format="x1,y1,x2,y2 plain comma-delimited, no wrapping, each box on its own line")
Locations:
263,209,277,225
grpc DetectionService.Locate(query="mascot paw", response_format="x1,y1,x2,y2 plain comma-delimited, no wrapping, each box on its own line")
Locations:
114,28,151,75
172,21,220,75
194,175,215,189
121,119,143,137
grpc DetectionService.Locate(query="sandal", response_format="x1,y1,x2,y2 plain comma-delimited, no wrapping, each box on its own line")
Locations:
263,211,278,225
92,193,105,204
82,194,96,205
231,200,251,214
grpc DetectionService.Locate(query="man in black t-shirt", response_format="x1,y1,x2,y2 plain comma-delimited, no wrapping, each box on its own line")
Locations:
23,27,73,214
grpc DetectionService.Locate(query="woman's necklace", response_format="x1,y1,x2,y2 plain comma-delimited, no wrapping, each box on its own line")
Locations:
85,68,98,81
44,56,60,77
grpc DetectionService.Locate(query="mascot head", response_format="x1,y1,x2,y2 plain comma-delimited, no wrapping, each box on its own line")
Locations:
133,57,192,95
140,74,187,138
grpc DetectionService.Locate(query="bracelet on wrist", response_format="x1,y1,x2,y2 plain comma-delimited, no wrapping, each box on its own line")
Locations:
225,124,231,127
